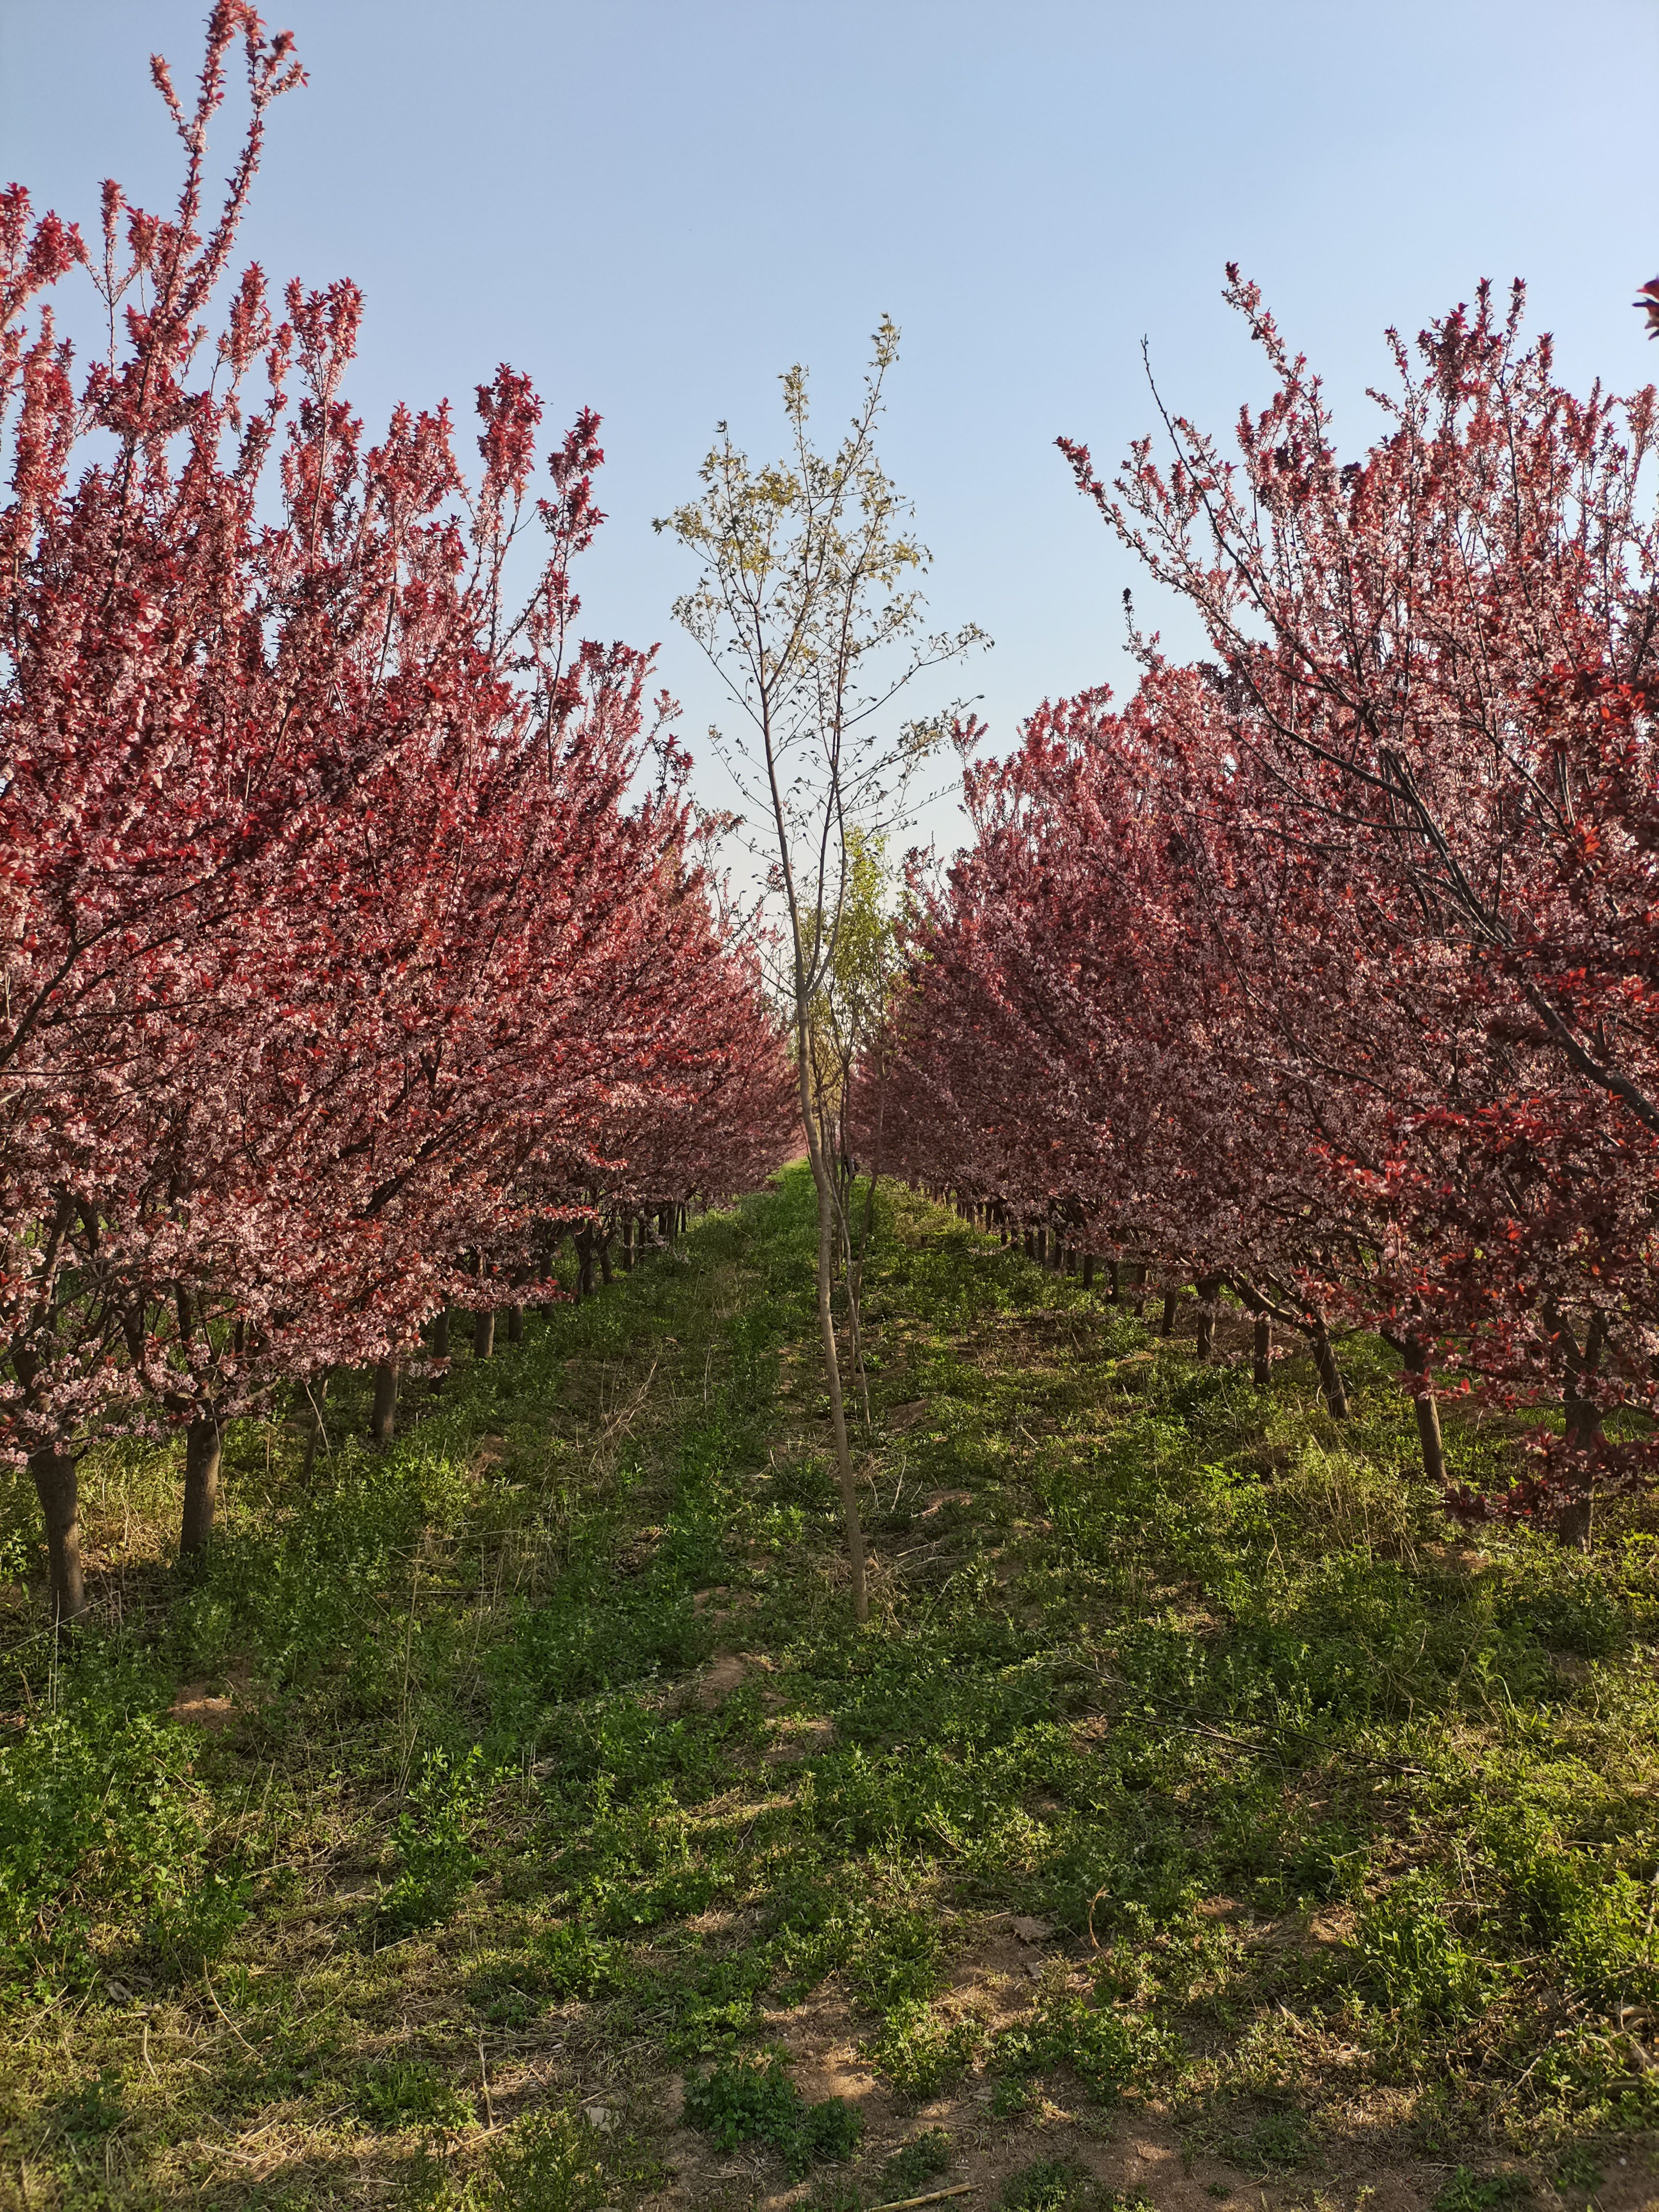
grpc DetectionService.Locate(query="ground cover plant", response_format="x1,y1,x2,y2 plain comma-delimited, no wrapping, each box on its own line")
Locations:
4,1168,1659,2208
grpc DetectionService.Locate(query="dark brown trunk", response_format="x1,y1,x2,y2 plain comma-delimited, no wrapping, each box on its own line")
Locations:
1252,1315,1272,1388
474,1306,495,1359
1161,1288,1178,1338
370,1359,399,1445
621,1216,635,1274
1130,1262,1147,1317
1196,1275,1223,1362
31,1442,86,1626
507,1303,524,1345
598,1232,613,1287
180,1413,221,1558
1082,1253,1095,1290
1309,1320,1348,1419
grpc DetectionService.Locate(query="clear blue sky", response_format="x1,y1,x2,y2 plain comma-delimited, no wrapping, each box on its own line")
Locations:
4,0,1657,843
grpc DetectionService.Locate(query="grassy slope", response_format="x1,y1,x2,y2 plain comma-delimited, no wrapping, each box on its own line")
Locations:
2,1168,1659,2211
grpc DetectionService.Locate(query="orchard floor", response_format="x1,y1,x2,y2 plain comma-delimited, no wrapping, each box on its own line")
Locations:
4,1169,1659,2212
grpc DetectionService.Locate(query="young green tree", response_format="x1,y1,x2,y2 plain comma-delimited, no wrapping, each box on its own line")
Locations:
660,323,981,1621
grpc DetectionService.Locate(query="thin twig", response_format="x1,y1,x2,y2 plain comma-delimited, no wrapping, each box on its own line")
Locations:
866,2186,976,2212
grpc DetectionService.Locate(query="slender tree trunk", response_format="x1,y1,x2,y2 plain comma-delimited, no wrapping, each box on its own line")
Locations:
599,1231,614,1287
1082,1254,1095,1290
1559,1314,1606,1551
621,1216,635,1274
1309,1319,1349,1419
1130,1263,1146,1317
1398,1336,1445,1487
31,1442,86,1626
813,1161,868,1621
507,1303,524,1345
1161,1288,1178,1338
1252,1315,1272,1388
1196,1274,1223,1361
431,1307,450,1391
370,1359,399,1445
302,1369,333,1480
180,1412,221,1558
474,1306,496,1359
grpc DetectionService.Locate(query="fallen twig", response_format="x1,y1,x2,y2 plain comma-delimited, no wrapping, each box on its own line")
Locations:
866,2187,976,2212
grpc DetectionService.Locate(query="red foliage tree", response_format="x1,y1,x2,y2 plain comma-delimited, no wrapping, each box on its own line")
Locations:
1,6,792,1622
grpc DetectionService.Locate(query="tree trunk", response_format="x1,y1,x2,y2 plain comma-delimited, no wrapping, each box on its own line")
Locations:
1399,1336,1445,1487
1309,1319,1349,1419
1161,1288,1178,1338
599,1231,614,1287
31,1442,86,1626
1108,1260,1121,1301
474,1306,495,1359
1559,1315,1606,1551
1196,1274,1223,1362
1082,1254,1095,1290
1252,1315,1272,1388
507,1303,524,1346
813,1164,867,1622
370,1359,399,1445
431,1307,450,1391
302,1369,332,1481
180,1413,221,1558
621,1216,635,1274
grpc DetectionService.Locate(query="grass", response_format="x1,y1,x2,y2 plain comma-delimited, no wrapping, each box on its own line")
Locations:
2,1167,1659,2206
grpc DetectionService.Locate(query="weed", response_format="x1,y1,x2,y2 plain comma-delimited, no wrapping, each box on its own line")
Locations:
1204,2109,1313,2178
1550,2149,1604,2193
682,2052,862,2179
354,2056,474,2129
1433,2173,1532,2212
479,2105,610,2212
1001,2159,1094,2212
378,1744,489,1937
878,2128,952,2196
865,1999,981,2099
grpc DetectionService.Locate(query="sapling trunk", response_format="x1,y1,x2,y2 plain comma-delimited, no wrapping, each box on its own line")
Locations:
1196,1274,1223,1362
507,1303,524,1345
474,1307,495,1359
812,1154,868,1622
30,1442,86,1626
302,1369,332,1480
1253,1315,1272,1388
1401,1336,1445,1486
1559,1314,1607,1551
370,1359,399,1445
1082,1254,1095,1290
1161,1289,1178,1338
180,1412,221,1557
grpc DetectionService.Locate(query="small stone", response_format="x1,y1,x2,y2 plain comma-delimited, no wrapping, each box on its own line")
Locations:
1011,1915,1053,1942
584,2105,614,2132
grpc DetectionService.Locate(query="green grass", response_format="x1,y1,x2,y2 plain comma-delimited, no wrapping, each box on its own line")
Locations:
3,1168,1659,2205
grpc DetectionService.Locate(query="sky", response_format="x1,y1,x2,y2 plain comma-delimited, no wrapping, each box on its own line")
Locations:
4,0,1657,855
